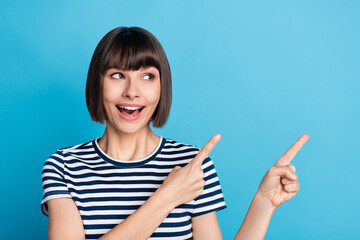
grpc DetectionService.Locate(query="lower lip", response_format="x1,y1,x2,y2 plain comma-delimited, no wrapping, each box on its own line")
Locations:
116,107,144,121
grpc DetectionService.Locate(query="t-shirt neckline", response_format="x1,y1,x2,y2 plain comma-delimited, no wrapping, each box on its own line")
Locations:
92,136,166,167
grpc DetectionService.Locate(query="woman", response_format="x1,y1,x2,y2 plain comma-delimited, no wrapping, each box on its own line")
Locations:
41,26,309,240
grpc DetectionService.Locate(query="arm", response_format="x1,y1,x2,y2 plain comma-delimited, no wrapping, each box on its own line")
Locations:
192,211,223,240
48,198,85,240
233,167,299,240
190,193,275,240
233,193,276,240
234,134,309,240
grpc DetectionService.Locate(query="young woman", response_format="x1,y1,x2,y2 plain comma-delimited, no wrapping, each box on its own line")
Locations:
41,26,309,240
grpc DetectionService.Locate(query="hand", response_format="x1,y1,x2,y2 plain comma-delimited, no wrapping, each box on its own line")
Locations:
257,134,309,209
157,134,222,209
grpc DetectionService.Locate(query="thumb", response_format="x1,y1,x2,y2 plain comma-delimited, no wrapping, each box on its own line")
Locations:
171,166,182,172
268,165,298,181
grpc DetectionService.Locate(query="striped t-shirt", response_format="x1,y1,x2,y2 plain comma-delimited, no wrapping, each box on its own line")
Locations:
41,136,226,240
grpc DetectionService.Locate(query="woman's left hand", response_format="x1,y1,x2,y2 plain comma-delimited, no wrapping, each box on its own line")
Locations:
257,134,309,209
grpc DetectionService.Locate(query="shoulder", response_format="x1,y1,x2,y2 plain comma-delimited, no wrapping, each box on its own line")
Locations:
163,137,201,153
161,137,216,167
42,139,94,168
58,139,94,156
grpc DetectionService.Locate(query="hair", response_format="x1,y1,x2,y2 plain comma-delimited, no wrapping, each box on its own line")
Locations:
85,26,172,128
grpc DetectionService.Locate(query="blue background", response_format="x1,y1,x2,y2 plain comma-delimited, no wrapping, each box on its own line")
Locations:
1,0,359,239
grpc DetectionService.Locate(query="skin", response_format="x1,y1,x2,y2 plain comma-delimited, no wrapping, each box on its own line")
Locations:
47,66,309,240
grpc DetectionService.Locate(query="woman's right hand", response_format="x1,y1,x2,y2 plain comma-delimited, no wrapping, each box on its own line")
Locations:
157,134,222,209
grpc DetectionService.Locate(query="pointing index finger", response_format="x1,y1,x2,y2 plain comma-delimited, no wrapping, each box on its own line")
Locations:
275,134,309,166
191,134,221,166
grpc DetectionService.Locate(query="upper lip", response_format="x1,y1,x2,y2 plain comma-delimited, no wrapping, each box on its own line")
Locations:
117,103,144,107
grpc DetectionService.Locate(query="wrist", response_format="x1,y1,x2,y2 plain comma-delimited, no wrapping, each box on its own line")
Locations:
254,191,277,214
151,187,176,213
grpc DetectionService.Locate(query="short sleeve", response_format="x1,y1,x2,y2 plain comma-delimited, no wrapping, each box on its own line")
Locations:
191,156,226,217
41,149,72,216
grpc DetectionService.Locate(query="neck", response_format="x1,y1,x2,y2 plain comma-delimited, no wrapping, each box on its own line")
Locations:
97,123,160,161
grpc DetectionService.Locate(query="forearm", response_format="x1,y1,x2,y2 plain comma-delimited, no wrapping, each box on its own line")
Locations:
99,189,174,240
233,192,276,240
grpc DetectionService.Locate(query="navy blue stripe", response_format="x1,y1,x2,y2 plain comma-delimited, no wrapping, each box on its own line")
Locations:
42,175,66,183
204,172,217,181
83,220,191,230
72,196,150,202
203,180,220,190
66,163,186,171
77,203,193,211
43,182,67,189
69,187,158,194
196,189,223,201
85,234,102,240
151,228,192,237
156,155,197,161
161,148,199,155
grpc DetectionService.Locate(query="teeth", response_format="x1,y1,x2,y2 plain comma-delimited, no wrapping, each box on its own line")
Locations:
118,106,142,110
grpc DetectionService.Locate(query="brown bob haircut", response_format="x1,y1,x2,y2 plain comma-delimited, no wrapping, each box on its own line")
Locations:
85,26,172,128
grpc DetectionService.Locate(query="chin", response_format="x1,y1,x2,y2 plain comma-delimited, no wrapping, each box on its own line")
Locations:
113,121,149,135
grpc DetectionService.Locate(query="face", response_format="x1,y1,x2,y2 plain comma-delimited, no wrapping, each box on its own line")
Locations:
102,66,161,134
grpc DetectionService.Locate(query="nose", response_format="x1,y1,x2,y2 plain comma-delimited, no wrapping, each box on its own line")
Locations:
122,78,139,99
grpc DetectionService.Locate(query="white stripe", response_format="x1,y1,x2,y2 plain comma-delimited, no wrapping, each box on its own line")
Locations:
202,184,221,195
77,200,146,207
146,159,190,165
67,183,162,190
66,154,106,161
193,202,226,214
70,191,154,198
83,215,191,225
64,175,167,182
196,193,224,205
66,167,173,175
154,224,191,233
41,194,72,204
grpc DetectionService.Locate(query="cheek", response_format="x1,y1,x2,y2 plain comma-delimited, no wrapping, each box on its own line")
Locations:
141,85,161,104
103,84,121,103
153,83,161,103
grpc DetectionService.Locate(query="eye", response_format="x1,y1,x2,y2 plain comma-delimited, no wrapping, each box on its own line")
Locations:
142,73,155,80
111,72,124,79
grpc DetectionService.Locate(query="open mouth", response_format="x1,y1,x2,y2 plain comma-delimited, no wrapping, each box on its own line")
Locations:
116,105,145,117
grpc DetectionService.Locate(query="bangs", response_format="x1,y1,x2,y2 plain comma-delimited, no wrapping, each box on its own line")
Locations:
100,30,161,74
